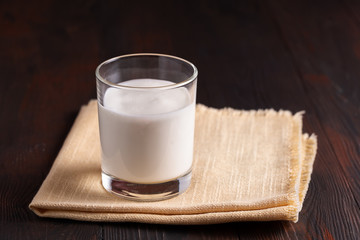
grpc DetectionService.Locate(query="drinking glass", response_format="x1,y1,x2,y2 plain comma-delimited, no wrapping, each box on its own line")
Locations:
96,53,198,201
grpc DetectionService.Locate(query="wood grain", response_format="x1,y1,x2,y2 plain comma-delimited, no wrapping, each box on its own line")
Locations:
0,0,359,239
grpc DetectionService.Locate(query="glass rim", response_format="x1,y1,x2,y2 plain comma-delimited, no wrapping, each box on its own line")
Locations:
95,53,198,90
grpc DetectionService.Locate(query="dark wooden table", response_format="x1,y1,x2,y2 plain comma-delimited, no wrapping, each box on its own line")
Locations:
1,0,359,239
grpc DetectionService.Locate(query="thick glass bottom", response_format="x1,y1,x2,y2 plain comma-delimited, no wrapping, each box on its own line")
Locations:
101,170,192,201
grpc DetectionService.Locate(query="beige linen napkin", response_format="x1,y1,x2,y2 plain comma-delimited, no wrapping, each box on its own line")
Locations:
29,100,317,224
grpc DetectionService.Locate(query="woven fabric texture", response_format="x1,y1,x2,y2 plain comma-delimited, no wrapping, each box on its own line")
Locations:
29,100,317,224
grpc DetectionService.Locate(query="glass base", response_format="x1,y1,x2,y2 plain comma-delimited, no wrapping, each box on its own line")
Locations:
101,170,192,201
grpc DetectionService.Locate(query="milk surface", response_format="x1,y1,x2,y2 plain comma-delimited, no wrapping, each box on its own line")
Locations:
98,79,195,183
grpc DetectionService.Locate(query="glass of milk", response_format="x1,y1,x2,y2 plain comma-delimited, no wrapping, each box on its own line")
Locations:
96,53,197,201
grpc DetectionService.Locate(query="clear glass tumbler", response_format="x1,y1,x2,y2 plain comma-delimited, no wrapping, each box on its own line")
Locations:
96,53,198,201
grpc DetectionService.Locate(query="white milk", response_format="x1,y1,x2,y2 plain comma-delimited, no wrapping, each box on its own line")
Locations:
98,79,195,183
